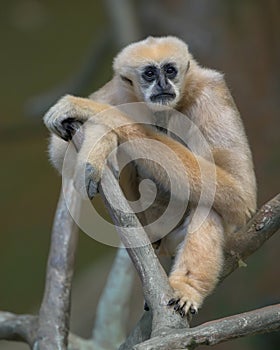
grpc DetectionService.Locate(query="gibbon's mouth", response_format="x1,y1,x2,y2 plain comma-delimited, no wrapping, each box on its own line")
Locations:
150,93,176,104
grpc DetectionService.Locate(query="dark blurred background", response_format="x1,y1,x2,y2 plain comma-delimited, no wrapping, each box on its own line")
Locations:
0,1,279,349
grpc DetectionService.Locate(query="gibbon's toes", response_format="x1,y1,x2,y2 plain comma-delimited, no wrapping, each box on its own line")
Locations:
167,298,198,318
168,276,202,317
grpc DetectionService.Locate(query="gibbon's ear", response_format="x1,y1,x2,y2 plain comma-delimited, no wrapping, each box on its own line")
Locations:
120,75,133,86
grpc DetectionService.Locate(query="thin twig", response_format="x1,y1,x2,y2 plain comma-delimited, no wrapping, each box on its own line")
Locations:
35,178,81,349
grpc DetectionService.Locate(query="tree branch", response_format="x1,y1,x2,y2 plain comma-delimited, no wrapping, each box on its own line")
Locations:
133,303,280,350
70,132,188,343
119,192,280,349
222,193,280,279
71,129,280,349
0,312,100,350
0,129,278,350
98,164,188,338
118,311,152,350
92,247,135,349
0,312,37,347
35,178,81,349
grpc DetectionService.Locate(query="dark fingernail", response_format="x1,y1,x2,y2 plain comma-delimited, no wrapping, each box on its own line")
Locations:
167,298,176,306
190,307,197,315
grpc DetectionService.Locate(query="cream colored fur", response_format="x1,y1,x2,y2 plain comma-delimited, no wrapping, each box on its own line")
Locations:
44,36,257,316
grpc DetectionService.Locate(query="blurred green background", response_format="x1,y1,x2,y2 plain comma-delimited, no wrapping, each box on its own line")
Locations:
0,1,279,349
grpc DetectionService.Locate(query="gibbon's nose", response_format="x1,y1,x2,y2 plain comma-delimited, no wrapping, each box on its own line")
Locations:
156,74,171,92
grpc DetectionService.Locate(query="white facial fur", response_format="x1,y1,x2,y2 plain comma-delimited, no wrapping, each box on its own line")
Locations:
133,64,183,110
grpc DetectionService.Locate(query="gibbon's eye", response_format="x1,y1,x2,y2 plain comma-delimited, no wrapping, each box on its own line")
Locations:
142,66,157,82
164,64,177,79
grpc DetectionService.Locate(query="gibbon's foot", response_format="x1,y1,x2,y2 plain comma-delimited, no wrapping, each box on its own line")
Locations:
167,298,197,318
168,276,203,317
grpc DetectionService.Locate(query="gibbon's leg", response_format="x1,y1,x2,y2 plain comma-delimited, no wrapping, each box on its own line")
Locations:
168,207,224,316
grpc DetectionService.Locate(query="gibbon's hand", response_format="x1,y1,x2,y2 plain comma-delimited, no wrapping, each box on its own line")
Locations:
44,95,86,141
73,124,118,199
44,95,112,142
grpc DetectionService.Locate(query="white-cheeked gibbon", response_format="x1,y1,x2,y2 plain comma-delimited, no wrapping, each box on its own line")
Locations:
44,36,257,317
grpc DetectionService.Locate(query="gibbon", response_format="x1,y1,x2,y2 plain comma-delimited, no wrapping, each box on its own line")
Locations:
44,36,257,317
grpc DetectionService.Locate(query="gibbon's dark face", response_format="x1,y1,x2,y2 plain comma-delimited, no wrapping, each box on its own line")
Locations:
139,62,180,107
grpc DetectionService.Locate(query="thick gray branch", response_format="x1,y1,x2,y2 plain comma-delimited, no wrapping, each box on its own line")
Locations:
35,178,80,349
133,304,280,349
99,165,188,337
74,124,187,337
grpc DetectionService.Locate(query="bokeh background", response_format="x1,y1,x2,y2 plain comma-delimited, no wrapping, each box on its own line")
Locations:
0,0,279,349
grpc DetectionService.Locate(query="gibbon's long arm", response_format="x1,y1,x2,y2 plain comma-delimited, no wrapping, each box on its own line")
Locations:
44,95,254,227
